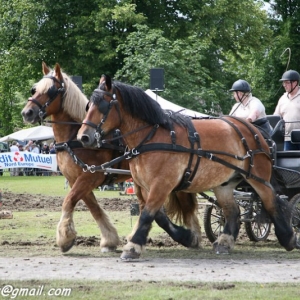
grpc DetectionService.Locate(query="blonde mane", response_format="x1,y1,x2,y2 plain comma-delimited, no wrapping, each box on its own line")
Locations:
35,69,89,122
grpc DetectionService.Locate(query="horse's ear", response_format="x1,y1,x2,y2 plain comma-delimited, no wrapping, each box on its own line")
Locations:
42,62,50,75
99,74,106,85
99,74,112,91
105,74,112,91
54,63,63,81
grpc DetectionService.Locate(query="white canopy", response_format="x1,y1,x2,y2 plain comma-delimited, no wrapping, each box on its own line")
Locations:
145,89,207,118
0,125,54,142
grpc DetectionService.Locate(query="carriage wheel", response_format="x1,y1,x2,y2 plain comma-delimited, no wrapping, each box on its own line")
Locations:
244,205,271,242
203,204,225,243
290,194,300,233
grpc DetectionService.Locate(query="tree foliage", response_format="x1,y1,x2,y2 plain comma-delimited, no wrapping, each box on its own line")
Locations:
0,0,300,135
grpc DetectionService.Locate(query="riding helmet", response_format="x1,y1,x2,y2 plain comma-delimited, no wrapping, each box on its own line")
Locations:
229,79,251,93
279,70,300,82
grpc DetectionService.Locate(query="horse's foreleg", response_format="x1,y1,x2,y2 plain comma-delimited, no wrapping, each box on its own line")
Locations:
212,185,240,254
57,184,119,253
121,208,154,260
56,193,77,253
82,192,120,252
126,186,146,242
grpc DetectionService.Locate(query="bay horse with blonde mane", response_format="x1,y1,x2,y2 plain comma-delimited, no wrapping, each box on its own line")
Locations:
78,75,300,260
21,62,202,253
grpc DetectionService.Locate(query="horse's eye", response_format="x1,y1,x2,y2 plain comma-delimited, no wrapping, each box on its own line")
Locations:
31,87,36,95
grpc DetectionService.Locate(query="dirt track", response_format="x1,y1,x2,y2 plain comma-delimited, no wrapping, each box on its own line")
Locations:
1,191,300,282
1,257,300,282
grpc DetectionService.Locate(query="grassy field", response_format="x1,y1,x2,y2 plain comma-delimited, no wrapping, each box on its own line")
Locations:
1,172,300,299
0,280,298,300
0,169,122,198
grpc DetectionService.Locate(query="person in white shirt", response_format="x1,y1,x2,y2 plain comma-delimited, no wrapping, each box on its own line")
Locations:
229,79,272,137
274,70,300,150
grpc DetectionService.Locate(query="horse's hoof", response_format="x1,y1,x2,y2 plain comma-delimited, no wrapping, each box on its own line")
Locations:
295,234,300,249
120,247,140,261
59,239,75,253
101,246,117,253
213,242,230,255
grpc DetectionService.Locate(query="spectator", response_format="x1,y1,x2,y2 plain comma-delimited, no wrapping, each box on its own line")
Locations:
274,70,300,150
41,142,50,176
10,141,19,176
41,142,50,154
18,144,24,176
49,142,56,154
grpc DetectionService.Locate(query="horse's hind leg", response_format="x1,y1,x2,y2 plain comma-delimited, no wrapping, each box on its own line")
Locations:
212,184,240,254
154,207,200,248
247,179,298,251
164,191,202,247
121,187,200,260
129,187,200,248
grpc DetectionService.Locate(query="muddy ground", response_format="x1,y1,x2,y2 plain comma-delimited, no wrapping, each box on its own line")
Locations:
1,191,300,282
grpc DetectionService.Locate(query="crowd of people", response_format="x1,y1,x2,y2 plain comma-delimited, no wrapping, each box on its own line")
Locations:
229,69,300,150
8,140,56,176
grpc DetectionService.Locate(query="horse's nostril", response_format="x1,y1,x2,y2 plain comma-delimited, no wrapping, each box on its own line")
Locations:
22,109,33,118
80,135,90,144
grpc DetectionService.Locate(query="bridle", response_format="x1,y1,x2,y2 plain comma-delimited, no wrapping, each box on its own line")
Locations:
82,84,121,146
28,74,65,120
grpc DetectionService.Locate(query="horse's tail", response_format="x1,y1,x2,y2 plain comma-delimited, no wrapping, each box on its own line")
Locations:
164,191,199,228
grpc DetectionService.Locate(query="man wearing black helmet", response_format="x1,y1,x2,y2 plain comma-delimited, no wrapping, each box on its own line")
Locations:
229,79,272,136
274,70,300,150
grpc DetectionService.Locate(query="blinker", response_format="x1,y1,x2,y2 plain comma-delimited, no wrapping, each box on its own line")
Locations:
98,99,110,115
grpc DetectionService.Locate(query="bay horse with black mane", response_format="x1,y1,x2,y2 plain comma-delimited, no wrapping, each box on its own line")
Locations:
78,75,300,259
21,62,202,253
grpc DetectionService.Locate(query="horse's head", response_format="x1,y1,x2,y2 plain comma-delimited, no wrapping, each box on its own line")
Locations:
21,62,66,124
78,75,122,147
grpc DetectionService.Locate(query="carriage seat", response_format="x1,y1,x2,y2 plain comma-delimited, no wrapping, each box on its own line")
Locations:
267,115,285,151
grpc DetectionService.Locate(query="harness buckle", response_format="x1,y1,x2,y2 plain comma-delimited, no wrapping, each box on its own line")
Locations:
90,165,96,173
131,148,140,156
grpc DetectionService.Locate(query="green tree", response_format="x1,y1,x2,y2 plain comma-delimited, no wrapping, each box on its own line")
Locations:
116,1,273,115
261,0,300,113
0,0,145,135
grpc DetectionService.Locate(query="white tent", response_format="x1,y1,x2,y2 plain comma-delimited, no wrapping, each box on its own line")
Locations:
0,125,54,142
145,89,207,118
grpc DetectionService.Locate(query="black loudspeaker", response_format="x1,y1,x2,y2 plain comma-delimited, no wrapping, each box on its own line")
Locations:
150,68,164,91
71,76,83,92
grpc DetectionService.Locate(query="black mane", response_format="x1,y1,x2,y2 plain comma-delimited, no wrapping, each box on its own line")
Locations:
91,80,192,131
113,81,191,130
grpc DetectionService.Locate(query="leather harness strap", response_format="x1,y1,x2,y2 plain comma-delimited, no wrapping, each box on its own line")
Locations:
98,117,273,189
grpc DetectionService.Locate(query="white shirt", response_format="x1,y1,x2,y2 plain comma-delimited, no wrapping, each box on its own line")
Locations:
10,145,19,152
230,95,267,122
274,88,300,141
31,146,40,154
